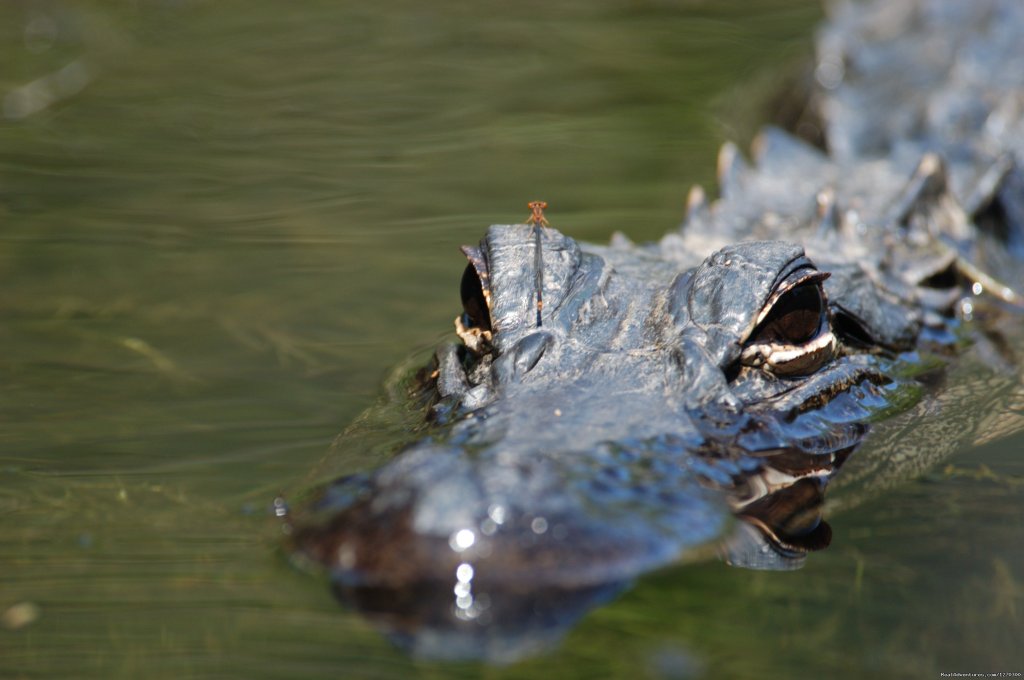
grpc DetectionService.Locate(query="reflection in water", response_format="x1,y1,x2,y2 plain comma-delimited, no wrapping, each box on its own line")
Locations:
725,464,841,571
332,575,626,663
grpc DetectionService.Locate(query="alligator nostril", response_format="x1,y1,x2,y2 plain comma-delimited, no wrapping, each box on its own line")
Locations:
492,332,553,384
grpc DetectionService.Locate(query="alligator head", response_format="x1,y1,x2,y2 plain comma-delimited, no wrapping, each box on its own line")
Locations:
289,194,1003,656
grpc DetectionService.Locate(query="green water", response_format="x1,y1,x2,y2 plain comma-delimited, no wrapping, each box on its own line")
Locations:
2,1,1022,678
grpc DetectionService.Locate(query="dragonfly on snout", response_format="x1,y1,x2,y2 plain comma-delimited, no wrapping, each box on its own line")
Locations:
525,201,549,328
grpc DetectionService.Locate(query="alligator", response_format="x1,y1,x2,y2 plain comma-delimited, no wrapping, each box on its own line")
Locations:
287,0,1024,662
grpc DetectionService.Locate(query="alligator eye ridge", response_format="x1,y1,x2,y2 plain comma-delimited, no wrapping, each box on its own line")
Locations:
739,273,837,377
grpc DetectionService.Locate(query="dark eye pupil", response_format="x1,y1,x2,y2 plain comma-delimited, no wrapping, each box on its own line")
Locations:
460,263,492,332
756,284,822,344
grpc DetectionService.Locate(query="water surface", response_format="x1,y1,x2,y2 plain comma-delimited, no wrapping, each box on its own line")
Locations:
2,1,1023,678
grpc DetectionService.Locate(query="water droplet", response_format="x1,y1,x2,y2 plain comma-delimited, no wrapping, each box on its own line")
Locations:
815,59,845,89
487,504,506,525
449,528,476,552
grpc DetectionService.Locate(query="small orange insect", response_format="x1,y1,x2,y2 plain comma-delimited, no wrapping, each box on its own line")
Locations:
526,200,549,228
525,200,550,327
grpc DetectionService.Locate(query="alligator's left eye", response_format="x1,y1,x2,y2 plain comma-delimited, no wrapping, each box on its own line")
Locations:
460,263,492,333
740,271,837,377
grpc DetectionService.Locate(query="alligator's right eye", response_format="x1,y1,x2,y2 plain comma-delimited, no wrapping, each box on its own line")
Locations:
460,263,492,333
752,283,823,345
740,270,837,377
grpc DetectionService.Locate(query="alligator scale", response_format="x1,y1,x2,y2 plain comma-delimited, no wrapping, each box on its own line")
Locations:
288,0,1024,661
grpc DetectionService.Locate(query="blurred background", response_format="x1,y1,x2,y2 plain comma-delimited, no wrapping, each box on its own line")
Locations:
2,1,1022,678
